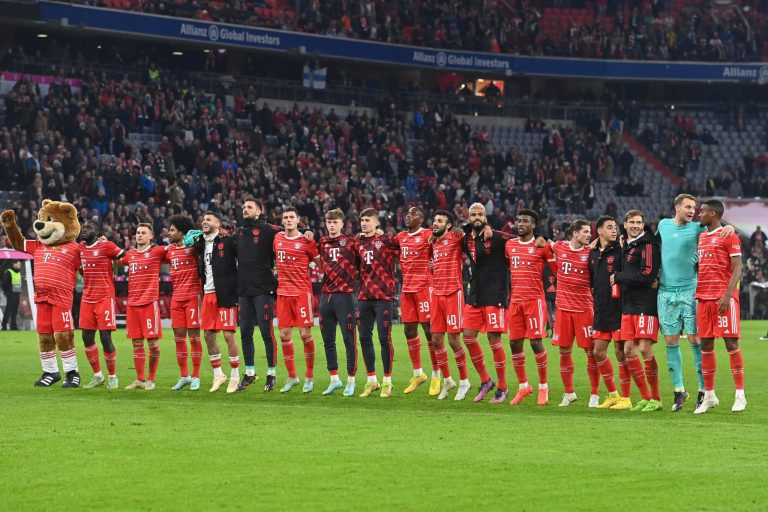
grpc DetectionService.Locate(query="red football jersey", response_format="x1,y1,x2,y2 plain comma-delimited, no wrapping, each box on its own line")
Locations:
318,234,358,294
431,231,464,296
356,234,399,301
506,238,556,303
24,240,81,308
552,241,593,312
273,232,319,296
123,245,166,306
164,243,201,301
80,240,122,303
396,228,433,292
696,228,742,301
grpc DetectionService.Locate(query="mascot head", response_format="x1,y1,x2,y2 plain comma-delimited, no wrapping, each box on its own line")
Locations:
33,199,81,246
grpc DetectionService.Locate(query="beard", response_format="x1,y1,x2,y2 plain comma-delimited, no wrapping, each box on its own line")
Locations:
432,227,447,238
471,220,486,233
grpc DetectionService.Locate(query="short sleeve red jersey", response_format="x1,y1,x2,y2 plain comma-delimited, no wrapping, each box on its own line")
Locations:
80,240,122,303
273,232,319,296
396,228,433,292
356,234,399,301
696,228,742,300
318,234,358,294
123,245,166,306
24,240,81,308
431,231,464,296
552,241,593,312
164,243,201,301
506,238,556,302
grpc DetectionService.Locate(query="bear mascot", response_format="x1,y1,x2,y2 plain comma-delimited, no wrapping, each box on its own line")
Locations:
2,199,83,387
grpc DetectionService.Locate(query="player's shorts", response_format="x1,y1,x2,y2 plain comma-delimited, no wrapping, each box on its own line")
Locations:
463,304,506,333
620,314,659,342
276,292,314,329
593,329,622,342
400,288,432,323
657,287,697,336
170,295,202,329
201,293,237,332
37,302,74,334
697,298,741,339
552,309,593,349
507,297,548,339
431,290,464,334
78,298,116,331
126,301,162,340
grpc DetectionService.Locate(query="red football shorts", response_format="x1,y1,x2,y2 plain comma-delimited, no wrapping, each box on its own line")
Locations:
37,302,74,334
463,304,506,333
593,329,622,342
78,298,117,331
620,314,659,342
552,309,593,349
126,301,162,340
431,290,464,334
201,293,237,332
400,288,432,323
508,297,548,339
276,292,313,329
171,296,202,329
697,298,741,339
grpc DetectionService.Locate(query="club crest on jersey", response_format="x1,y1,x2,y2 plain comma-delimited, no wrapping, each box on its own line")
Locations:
93,250,99,256
252,228,260,236
339,238,347,247
294,242,302,249
217,243,224,250
607,256,614,263
528,247,534,254
414,237,421,243
581,255,587,261
374,240,382,249
61,248,68,254
143,252,150,258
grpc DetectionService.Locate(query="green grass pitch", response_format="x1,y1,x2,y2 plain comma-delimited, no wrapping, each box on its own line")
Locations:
1,322,767,511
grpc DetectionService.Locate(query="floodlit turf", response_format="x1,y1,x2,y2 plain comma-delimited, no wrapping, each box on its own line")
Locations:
1,322,767,511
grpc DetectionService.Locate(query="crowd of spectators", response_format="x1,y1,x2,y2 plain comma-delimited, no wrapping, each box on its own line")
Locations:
1,41,766,317
70,0,768,62
636,103,768,200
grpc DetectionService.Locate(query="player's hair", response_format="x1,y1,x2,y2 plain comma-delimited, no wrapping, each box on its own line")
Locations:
136,222,154,234
409,206,425,219
434,209,454,227
168,214,194,234
203,211,222,222
595,215,615,230
359,208,379,219
624,209,645,222
469,202,485,212
517,209,539,223
567,219,590,238
325,208,345,221
282,206,299,216
703,199,725,218
674,193,696,206
243,197,263,210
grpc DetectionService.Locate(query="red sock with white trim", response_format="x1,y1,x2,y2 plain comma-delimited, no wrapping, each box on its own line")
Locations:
84,344,101,375
702,350,716,392
453,345,468,381
728,348,744,390
133,345,146,381
560,351,574,393
428,344,439,374
626,355,651,400
281,339,296,379
104,350,116,377
189,335,202,378
490,340,507,389
586,349,600,395
534,350,547,386
174,336,189,378
465,336,490,382
596,356,617,394
511,351,527,387
407,336,422,374
148,345,160,381
618,360,631,398
644,356,660,400
301,336,315,379
434,345,451,379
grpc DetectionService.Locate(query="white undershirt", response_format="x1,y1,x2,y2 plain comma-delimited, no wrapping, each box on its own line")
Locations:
203,233,216,293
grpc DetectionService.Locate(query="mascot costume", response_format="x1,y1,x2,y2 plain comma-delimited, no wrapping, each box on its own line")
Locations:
2,199,83,387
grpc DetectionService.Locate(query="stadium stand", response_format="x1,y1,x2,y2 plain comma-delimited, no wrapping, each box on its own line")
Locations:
67,0,768,61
